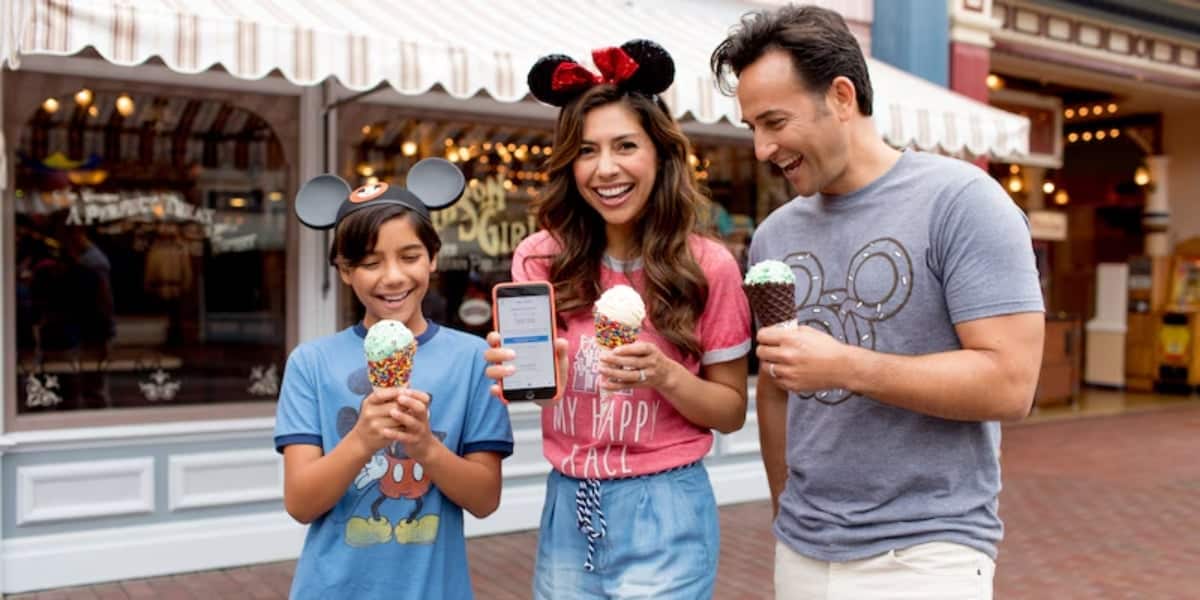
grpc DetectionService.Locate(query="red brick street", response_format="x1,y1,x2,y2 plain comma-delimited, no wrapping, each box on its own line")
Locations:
11,402,1200,599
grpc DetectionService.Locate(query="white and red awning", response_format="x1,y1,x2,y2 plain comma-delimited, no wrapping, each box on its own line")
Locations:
2,0,1029,159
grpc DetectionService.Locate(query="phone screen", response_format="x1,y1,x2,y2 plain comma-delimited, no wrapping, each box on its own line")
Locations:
495,285,557,400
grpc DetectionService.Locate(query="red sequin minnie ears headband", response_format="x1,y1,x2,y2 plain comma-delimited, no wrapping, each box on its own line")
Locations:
527,39,675,108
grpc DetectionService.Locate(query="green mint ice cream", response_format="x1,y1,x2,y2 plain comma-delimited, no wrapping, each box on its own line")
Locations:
744,260,795,285
364,320,415,361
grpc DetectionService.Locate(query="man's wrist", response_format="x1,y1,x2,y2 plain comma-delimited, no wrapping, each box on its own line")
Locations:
840,343,871,395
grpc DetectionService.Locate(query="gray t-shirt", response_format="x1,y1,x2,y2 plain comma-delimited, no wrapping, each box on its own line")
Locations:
748,150,1044,561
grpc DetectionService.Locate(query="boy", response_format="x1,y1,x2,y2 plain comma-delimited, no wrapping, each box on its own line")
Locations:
275,161,513,599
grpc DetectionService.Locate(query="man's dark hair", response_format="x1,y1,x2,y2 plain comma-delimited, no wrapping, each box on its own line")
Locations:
710,4,873,116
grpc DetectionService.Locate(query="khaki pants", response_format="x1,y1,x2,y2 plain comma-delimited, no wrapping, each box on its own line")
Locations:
775,540,995,600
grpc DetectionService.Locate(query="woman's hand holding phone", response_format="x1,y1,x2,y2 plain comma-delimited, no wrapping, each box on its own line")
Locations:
484,331,569,405
489,281,567,403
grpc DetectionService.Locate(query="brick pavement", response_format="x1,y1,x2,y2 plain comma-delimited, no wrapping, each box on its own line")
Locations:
9,404,1200,599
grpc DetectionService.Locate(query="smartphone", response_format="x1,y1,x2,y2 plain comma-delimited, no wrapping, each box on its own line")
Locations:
492,281,560,401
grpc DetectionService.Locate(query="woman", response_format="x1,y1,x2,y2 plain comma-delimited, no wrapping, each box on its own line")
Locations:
485,40,751,599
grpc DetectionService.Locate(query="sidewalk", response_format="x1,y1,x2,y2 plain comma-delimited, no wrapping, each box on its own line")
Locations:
9,401,1200,599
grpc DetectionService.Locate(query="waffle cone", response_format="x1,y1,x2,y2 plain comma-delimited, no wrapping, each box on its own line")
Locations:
743,282,796,328
368,343,417,388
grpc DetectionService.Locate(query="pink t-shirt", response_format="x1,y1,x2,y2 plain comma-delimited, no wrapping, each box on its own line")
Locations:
511,231,751,479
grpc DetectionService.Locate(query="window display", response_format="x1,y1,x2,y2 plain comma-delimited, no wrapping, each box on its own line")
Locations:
7,78,293,415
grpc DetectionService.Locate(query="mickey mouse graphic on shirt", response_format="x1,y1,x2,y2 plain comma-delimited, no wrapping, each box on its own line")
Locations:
334,375,446,548
293,157,466,548
783,237,914,406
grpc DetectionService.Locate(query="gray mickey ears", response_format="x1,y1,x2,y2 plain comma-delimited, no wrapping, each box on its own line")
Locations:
295,174,351,230
293,157,466,230
407,157,465,210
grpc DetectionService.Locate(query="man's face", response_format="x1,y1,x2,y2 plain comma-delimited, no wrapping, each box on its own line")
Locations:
736,49,850,197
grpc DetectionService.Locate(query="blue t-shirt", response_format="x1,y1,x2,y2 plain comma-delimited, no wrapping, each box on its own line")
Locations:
274,322,514,600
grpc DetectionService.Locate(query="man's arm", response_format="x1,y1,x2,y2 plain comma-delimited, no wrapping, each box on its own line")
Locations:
757,311,1044,422
851,312,1044,420
755,372,790,516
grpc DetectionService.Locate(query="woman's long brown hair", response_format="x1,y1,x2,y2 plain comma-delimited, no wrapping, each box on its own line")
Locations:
527,85,711,358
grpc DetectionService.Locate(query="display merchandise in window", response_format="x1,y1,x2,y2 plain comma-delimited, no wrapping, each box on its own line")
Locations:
8,80,293,413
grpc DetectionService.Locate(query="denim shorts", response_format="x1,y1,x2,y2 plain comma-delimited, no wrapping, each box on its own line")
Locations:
533,462,720,600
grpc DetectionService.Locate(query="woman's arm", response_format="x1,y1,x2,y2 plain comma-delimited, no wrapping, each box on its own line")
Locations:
598,347,748,433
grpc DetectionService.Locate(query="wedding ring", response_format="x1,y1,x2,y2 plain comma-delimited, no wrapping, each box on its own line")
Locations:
638,369,647,383
768,362,777,378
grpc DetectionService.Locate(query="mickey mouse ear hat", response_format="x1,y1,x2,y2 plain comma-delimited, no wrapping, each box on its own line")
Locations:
527,39,675,108
294,157,465,230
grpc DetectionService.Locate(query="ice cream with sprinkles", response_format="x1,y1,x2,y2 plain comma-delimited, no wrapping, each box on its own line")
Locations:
593,284,644,406
593,284,645,349
364,319,417,390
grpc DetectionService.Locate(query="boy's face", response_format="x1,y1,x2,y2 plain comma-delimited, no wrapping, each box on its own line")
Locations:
339,216,436,333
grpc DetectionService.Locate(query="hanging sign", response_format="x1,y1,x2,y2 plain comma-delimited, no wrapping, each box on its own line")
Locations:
1028,210,1067,241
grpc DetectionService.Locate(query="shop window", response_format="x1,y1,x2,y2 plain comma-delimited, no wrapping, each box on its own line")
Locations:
337,110,557,337
8,80,292,417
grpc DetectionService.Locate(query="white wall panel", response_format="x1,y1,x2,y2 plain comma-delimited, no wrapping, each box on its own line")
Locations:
16,458,155,525
168,449,283,511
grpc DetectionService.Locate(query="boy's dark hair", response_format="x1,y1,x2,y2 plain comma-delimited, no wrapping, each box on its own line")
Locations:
710,4,873,116
328,203,441,267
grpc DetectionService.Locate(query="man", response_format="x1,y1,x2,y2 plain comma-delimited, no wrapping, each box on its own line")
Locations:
711,5,1044,599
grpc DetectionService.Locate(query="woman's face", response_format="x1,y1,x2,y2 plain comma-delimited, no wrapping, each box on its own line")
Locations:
572,102,658,233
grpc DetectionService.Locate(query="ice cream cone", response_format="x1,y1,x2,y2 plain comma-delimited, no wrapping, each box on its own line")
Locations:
364,320,417,390
743,260,798,329
743,281,797,328
594,313,641,349
593,285,645,407
368,343,417,389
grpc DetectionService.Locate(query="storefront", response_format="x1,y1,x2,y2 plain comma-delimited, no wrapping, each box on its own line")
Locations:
978,0,1200,394
0,0,1028,592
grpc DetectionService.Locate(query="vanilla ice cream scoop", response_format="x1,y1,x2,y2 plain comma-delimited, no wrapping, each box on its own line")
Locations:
594,284,645,328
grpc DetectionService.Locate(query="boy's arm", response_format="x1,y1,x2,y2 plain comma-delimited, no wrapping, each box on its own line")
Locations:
391,389,507,518
282,433,376,524
419,447,503,518
282,390,405,524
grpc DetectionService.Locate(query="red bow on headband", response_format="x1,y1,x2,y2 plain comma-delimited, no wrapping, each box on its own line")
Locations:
550,46,640,93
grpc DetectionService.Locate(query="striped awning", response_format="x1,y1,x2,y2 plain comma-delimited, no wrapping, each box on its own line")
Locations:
2,0,1029,159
